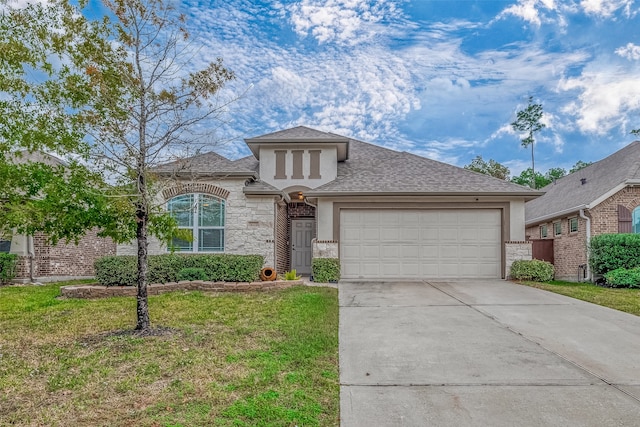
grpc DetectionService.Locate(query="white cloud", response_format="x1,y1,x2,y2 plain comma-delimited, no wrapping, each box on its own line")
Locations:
559,69,640,134
285,0,405,45
580,0,635,17
615,42,640,60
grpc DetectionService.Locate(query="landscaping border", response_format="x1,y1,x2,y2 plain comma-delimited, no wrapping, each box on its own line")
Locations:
61,279,304,299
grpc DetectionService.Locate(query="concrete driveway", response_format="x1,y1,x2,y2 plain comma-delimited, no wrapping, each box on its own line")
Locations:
340,280,640,426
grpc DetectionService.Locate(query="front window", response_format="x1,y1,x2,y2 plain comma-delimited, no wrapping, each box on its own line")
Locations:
553,222,562,236
167,194,225,252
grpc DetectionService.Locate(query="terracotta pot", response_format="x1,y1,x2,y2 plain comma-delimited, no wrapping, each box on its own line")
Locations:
260,267,277,281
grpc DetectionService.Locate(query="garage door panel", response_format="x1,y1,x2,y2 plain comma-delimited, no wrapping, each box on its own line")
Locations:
340,209,501,279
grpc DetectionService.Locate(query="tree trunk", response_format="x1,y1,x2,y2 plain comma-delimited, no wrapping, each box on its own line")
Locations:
135,205,150,331
530,138,536,189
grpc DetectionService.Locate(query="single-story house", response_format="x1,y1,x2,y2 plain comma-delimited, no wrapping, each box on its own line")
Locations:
2,151,116,283
525,140,640,281
119,126,542,280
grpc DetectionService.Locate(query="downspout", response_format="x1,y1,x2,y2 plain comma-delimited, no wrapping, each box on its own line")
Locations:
579,209,591,281
28,235,35,283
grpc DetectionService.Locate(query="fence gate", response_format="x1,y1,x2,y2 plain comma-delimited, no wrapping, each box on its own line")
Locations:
531,239,554,264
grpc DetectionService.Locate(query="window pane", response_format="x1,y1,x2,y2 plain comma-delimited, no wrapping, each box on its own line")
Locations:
199,196,224,227
168,194,194,227
199,229,224,252
171,234,193,251
554,222,561,235
633,207,640,233
570,218,578,233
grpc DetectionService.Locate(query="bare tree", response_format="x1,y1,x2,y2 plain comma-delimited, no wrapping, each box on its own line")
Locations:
0,0,235,332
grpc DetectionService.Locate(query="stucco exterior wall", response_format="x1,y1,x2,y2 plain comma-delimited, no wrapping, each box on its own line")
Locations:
509,200,526,241
259,146,337,190
116,179,276,267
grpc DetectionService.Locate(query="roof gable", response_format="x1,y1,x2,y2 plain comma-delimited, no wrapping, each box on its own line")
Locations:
526,140,640,224
245,126,349,160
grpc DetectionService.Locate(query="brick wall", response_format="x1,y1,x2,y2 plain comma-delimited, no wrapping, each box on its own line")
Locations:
288,201,315,218
15,229,116,282
526,216,587,281
275,201,290,274
525,187,640,281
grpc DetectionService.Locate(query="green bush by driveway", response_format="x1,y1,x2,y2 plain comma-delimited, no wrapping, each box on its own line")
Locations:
589,233,640,275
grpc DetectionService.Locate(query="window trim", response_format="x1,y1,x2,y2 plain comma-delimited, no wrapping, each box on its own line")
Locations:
167,193,225,252
569,217,578,234
553,221,562,236
540,224,548,238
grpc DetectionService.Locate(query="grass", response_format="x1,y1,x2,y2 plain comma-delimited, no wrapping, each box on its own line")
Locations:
0,281,339,426
517,280,640,316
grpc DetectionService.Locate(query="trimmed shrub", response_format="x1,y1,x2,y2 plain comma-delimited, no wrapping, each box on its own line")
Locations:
603,267,640,288
177,267,208,281
312,258,340,283
94,254,264,286
509,259,554,282
589,233,640,275
0,253,18,285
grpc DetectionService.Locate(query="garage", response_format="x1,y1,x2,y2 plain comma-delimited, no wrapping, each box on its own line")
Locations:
340,209,502,279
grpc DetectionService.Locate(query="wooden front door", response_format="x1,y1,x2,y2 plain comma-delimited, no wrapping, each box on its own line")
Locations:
291,219,314,275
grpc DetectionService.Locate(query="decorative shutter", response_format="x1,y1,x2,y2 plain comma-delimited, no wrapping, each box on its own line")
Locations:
618,205,632,233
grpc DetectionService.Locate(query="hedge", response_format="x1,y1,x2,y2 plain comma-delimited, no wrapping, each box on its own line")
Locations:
603,267,640,288
312,258,340,283
94,254,264,286
589,233,640,275
0,253,18,285
509,259,554,282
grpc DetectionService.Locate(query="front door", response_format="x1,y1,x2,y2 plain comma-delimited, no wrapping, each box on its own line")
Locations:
291,219,314,275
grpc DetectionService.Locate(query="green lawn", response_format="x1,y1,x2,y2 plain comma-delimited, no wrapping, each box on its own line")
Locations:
517,280,640,316
0,281,339,426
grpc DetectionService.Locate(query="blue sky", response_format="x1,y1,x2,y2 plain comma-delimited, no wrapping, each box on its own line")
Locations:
138,1,640,175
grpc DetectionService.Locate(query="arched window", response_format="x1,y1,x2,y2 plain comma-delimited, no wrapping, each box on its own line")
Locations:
167,194,225,252
633,206,640,234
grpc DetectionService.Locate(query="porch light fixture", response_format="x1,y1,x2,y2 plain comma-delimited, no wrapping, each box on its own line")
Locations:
297,192,304,200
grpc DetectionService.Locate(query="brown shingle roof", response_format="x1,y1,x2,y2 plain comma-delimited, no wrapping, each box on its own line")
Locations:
307,138,541,196
525,140,640,224
153,151,256,177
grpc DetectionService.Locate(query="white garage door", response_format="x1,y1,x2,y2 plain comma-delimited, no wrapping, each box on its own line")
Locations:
340,209,502,279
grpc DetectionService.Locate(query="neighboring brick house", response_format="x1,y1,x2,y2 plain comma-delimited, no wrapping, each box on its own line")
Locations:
525,140,640,281
2,152,116,283
119,126,542,280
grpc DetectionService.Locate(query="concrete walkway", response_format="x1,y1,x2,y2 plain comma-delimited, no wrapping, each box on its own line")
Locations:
339,280,640,426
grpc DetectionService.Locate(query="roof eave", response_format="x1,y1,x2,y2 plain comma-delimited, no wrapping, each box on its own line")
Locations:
526,205,587,226
155,171,258,179
305,190,544,199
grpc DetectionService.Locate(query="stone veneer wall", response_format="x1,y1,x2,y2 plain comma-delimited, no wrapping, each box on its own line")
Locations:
15,229,116,282
117,179,276,267
505,241,532,278
312,240,339,259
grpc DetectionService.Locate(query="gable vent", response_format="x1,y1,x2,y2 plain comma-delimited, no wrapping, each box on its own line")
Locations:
580,178,587,185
